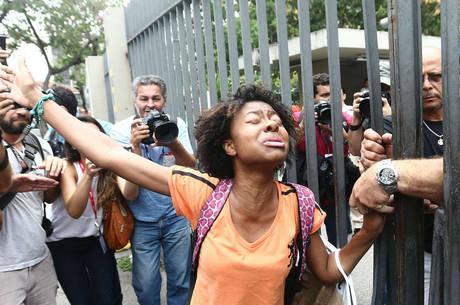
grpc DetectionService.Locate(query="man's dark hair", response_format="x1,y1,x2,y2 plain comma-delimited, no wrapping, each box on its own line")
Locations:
52,85,78,117
194,83,295,179
313,73,330,96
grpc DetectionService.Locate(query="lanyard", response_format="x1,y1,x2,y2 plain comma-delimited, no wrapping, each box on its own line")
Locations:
78,160,101,235
4,141,34,173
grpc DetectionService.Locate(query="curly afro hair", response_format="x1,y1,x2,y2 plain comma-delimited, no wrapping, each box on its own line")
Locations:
194,83,296,179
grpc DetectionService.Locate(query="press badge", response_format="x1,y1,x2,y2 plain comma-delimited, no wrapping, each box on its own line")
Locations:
163,152,176,167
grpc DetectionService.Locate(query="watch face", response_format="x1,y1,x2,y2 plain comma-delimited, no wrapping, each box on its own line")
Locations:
378,168,396,185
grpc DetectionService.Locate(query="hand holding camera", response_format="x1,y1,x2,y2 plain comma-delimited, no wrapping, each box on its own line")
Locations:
135,109,178,146
356,90,391,125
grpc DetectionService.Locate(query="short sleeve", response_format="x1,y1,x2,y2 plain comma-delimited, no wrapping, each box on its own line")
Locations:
311,204,326,235
168,166,219,229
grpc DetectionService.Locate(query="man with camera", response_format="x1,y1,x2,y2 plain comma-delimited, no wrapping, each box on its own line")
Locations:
358,46,443,305
109,75,195,305
295,73,357,246
0,92,66,304
348,60,392,156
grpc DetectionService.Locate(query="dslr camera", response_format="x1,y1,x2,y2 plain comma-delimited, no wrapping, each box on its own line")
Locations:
138,109,179,145
359,90,391,121
314,100,332,125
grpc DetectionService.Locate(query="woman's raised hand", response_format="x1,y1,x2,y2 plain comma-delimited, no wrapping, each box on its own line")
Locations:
0,58,43,109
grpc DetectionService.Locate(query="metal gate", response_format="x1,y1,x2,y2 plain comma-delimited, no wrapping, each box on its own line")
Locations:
123,1,459,304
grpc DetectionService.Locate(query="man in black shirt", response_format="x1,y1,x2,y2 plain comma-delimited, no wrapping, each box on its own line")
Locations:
358,46,443,305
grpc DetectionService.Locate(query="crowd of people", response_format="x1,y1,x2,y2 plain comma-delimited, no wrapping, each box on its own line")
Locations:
0,42,446,305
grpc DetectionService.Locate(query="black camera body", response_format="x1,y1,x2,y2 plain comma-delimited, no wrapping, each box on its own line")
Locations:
0,35,7,66
42,216,54,237
139,110,179,145
359,90,391,120
314,100,332,125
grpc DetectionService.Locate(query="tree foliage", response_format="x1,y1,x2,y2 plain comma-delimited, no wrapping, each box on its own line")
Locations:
1,0,120,89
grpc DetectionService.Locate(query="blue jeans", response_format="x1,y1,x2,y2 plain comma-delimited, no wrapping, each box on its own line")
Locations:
131,215,191,305
47,237,122,305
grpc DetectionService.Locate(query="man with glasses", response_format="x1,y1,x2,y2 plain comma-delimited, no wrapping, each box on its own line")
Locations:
358,46,443,305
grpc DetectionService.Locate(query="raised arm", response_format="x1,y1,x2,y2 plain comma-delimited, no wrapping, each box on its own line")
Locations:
0,60,171,196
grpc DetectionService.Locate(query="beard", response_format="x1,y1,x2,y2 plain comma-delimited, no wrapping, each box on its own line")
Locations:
0,119,28,135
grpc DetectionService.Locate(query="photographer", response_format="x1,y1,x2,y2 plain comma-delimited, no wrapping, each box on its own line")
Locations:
109,75,195,305
348,60,392,156
0,95,66,304
295,73,358,246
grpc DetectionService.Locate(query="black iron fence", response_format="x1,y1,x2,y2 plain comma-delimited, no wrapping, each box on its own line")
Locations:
123,1,459,304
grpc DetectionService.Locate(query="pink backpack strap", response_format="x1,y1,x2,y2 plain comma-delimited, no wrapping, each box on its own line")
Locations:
287,183,316,279
192,178,233,269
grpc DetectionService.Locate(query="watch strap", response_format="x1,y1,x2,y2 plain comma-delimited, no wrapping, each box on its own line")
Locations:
349,121,363,131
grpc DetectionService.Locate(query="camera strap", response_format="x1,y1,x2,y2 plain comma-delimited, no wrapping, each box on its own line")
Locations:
0,131,45,209
78,160,101,237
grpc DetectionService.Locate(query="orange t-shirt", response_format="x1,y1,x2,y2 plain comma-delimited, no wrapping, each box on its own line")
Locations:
169,166,326,305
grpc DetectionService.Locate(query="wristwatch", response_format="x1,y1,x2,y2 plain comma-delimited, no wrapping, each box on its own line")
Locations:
375,159,399,194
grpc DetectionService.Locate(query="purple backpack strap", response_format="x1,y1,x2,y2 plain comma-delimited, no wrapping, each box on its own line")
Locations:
192,178,233,269
288,183,316,279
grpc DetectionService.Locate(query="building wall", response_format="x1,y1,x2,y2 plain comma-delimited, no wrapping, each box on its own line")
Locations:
85,56,109,121
103,7,133,122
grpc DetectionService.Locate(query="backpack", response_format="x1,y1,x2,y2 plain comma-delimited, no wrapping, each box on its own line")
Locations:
191,179,316,304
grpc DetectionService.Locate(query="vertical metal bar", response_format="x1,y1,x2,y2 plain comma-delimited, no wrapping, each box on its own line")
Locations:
213,0,229,98
239,0,254,83
171,9,185,121
158,18,167,81
226,0,240,92
145,27,153,74
390,1,424,304
133,38,140,78
362,1,394,304
141,32,148,75
440,0,460,304
202,0,218,105
274,0,294,182
127,43,134,80
192,0,209,111
164,15,177,115
184,0,201,137
153,20,160,75
256,0,271,89
297,0,319,201
429,209,445,305
362,0,384,134
325,0,347,247
151,24,159,75
177,3,196,152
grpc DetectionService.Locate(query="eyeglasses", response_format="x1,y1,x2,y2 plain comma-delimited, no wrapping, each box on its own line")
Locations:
422,73,442,84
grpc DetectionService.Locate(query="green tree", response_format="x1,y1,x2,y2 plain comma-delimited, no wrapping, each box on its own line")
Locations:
2,0,120,89
0,0,15,25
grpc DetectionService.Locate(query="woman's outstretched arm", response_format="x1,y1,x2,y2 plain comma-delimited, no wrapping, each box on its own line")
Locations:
0,59,171,196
